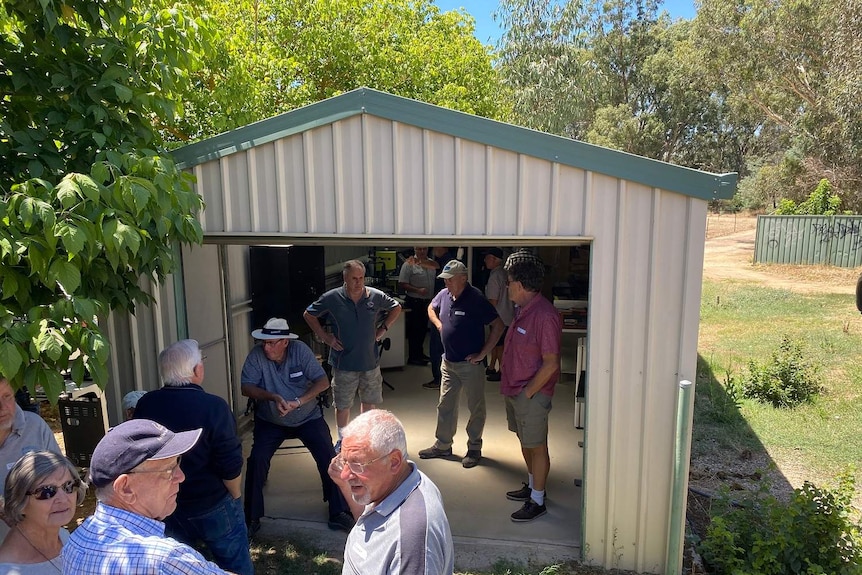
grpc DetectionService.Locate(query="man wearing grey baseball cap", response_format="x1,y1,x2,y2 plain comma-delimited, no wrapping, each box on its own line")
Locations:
62,419,233,574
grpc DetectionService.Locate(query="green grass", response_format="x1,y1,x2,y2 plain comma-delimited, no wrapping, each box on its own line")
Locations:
248,537,633,575
696,280,862,489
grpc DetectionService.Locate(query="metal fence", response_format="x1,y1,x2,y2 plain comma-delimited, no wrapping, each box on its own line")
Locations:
754,215,862,267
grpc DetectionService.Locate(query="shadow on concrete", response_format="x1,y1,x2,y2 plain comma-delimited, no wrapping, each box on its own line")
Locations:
241,363,583,571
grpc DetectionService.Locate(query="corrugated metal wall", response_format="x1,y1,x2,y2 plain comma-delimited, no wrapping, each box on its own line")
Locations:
111,112,706,573
755,215,862,267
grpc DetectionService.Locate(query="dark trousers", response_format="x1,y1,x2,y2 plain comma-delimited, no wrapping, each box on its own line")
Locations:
430,327,443,384
244,416,349,523
405,297,430,361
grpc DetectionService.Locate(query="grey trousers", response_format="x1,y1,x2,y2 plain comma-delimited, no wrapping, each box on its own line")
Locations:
433,359,486,452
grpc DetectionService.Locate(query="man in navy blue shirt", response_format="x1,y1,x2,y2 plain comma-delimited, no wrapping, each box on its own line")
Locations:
240,318,354,538
134,339,252,575
418,260,504,469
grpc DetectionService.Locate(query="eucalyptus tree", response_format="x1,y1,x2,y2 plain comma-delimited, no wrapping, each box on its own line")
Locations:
495,0,732,170
693,0,862,209
0,0,213,400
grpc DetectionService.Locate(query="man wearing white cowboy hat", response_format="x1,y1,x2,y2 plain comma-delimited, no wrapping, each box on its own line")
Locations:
240,318,354,538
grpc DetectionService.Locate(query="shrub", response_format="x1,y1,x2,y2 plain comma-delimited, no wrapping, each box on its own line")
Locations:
698,470,862,575
741,335,822,408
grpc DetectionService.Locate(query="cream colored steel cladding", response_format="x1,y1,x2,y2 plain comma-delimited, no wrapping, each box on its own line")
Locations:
98,88,736,573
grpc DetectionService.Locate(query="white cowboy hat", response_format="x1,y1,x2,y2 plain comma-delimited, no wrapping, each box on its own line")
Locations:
251,317,299,340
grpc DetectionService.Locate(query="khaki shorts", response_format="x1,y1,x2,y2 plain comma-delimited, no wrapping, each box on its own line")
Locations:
332,367,383,409
505,390,552,448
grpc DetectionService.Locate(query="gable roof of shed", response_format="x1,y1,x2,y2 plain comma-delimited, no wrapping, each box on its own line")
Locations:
172,87,736,201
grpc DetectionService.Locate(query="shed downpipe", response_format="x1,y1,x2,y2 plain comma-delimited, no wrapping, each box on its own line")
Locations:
666,380,694,575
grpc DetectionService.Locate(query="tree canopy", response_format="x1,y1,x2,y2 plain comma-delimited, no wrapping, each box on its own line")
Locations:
172,0,509,144
495,0,862,212
0,0,212,400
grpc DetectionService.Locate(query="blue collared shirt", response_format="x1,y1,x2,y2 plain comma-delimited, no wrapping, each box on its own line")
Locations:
241,340,326,427
62,502,228,574
306,286,400,371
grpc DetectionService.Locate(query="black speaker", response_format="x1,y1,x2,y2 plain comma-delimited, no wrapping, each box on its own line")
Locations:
250,246,324,332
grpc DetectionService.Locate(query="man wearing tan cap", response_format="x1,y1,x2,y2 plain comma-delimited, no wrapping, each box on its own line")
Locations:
418,260,504,469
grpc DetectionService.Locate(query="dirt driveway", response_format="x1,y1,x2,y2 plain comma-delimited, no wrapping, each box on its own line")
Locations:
703,214,858,294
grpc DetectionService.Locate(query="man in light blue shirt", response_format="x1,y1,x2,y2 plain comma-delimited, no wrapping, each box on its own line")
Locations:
62,419,229,574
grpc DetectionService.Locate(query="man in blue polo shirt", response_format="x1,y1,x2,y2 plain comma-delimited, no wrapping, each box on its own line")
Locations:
418,260,504,468
240,318,354,537
304,260,401,450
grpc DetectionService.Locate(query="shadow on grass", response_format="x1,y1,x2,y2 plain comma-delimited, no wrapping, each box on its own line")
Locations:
688,354,794,519
251,534,344,575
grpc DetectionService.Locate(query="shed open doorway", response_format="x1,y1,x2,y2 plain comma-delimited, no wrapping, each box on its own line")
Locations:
180,241,591,566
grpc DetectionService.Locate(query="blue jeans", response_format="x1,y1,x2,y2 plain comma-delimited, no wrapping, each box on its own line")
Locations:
165,492,253,575
244,415,349,523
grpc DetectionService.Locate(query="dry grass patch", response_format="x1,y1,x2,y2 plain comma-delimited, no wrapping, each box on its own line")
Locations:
751,262,862,286
705,212,758,239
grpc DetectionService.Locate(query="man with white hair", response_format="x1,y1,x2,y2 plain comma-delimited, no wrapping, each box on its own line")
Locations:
329,409,453,575
134,339,252,574
62,419,231,573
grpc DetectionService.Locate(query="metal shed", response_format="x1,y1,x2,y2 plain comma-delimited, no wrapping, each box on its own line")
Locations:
102,87,736,573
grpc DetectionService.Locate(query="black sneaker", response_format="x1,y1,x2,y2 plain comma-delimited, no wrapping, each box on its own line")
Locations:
461,450,481,468
511,500,547,522
422,380,441,390
328,511,355,532
506,482,531,501
485,367,496,376
247,519,261,541
486,371,501,382
418,445,452,459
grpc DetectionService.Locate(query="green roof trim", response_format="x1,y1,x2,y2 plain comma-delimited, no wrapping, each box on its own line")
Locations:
172,87,737,201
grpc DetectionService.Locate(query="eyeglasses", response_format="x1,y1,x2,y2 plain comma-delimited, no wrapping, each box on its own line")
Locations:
332,452,388,475
27,479,80,500
262,339,286,347
127,457,183,481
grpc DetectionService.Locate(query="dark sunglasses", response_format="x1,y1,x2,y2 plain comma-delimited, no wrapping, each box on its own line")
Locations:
27,479,79,500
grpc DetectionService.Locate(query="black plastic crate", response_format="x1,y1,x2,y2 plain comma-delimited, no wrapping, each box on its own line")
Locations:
59,394,106,468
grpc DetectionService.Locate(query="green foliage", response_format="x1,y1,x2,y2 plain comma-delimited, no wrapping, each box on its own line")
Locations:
698,470,862,575
776,179,843,215
741,335,822,408
173,0,508,143
0,0,210,400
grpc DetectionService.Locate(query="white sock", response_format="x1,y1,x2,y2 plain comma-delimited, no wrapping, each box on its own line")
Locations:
531,489,545,506
528,474,534,489
337,427,344,440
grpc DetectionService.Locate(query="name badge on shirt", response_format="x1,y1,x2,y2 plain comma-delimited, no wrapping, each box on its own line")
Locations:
517,327,527,334
454,310,466,316
290,371,304,378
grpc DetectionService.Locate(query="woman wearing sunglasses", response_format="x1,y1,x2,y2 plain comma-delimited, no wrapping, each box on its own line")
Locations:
0,450,86,573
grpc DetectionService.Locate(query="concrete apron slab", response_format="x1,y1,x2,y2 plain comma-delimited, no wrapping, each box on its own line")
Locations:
241,364,583,571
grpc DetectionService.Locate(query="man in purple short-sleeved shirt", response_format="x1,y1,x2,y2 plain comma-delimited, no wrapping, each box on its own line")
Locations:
499,250,561,523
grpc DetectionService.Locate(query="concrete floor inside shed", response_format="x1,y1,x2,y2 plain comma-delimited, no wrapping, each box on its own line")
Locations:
241,362,584,571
